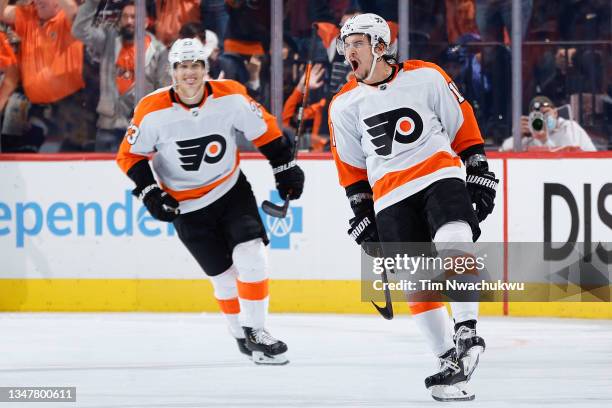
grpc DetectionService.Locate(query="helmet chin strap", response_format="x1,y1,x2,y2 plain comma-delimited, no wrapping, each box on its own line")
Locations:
175,84,204,102
364,46,379,82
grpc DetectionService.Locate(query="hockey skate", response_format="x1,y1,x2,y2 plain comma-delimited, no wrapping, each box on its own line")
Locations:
425,348,474,402
454,321,486,380
235,338,252,359
243,327,289,365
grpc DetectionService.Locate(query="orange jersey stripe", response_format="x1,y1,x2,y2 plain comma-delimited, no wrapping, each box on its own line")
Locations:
403,60,483,154
160,152,241,201
216,297,241,314
408,301,445,315
372,151,461,200
237,279,269,301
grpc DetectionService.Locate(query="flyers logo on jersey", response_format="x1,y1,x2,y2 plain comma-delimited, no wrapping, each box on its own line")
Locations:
363,107,424,156
176,135,226,171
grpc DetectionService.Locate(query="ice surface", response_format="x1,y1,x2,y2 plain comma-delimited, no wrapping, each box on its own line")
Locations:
0,313,611,407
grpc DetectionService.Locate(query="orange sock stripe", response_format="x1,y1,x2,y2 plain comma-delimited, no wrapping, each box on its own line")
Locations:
216,297,240,314
237,279,269,301
408,301,445,315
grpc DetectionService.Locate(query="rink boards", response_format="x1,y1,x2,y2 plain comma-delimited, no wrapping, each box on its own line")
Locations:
1,152,611,317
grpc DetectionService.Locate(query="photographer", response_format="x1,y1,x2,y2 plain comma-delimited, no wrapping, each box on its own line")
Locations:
501,96,596,151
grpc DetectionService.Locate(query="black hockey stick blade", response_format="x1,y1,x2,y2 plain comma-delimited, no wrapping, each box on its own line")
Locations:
261,198,290,218
371,269,394,320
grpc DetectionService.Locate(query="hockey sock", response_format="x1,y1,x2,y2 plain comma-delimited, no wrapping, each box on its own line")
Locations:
433,221,479,335
409,302,455,356
450,302,479,325
210,265,244,338
233,239,269,329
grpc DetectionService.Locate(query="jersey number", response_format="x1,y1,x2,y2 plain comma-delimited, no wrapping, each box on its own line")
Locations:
448,81,465,104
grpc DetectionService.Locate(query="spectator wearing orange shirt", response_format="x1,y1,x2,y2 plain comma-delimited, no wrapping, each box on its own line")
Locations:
154,0,200,47
282,63,328,151
0,0,96,151
0,29,17,115
73,0,169,151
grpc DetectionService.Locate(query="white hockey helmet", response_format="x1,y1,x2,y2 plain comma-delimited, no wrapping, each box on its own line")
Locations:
169,38,208,67
336,13,393,56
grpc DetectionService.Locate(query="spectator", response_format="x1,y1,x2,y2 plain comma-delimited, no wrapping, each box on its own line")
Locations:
282,63,327,151
475,0,533,145
0,28,17,115
200,0,228,49
440,34,490,131
72,0,170,152
154,0,200,47
445,0,478,43
0,0,96,152
500,95,596,151
0,25,24,151
223,0,269,55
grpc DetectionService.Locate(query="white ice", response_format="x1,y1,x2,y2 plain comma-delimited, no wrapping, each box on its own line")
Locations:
0,313,611,408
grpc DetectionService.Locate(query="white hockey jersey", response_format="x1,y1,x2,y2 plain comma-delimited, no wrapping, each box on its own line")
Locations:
117,80,281,213
329,60,484,213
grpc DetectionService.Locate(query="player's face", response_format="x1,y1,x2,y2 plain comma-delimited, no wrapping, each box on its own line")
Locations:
343,34,374,80
174,61,206,93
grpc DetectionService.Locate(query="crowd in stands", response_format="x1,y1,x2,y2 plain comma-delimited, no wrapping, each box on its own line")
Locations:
0,0,609,153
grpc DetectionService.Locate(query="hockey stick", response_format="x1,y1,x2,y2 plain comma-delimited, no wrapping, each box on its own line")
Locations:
370,247,394,320
262,25,318,218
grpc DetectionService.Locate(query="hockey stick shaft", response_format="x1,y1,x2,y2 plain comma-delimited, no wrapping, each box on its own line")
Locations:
262,24,318,218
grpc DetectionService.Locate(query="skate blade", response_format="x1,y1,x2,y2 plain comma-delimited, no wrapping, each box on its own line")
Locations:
252,351,289,365
462,345,484,379
430,382,475,402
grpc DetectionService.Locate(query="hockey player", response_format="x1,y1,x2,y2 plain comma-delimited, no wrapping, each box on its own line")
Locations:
116,38,304,365
330,14,497,401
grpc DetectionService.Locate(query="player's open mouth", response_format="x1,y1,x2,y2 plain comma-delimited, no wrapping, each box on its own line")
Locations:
350,60,359,71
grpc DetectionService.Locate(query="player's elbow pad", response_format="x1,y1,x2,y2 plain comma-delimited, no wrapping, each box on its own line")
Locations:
258,135,293,166
345,180,374,217
127,159,157,194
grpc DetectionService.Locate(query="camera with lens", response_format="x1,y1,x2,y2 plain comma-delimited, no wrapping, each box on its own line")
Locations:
528,110,546,133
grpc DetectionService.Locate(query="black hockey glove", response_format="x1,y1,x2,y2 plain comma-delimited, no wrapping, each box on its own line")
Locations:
258,136,305,200
135,184,180,222
272,160,305,200
346,181,381,257
348,209,381,257
464,152,498,222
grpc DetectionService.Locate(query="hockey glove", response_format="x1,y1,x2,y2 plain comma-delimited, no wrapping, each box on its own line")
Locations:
346,181,381,257
348,209,381,257
135,184,180,222
272,160,305,200
465,159,498,222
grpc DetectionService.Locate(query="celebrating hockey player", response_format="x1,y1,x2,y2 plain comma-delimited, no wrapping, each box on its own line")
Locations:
116,38,304,365
329,14,498,400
